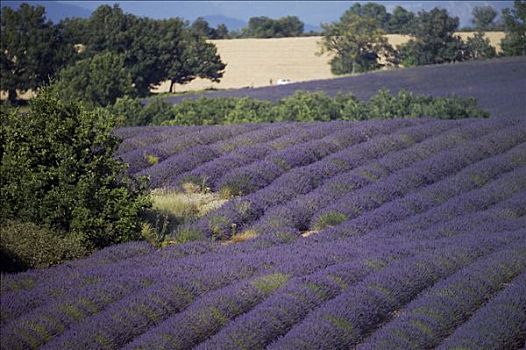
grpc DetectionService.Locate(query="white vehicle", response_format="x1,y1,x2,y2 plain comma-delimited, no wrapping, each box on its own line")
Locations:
276,78,292,85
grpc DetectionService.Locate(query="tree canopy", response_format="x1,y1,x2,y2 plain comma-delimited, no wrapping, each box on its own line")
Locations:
242,16,304,38
472,6,498,31
52,51,135,107
0,88,150,248
1,3,226,102
398,8,468,66
0,4,74,103
320,9,396,74
500,0,526,56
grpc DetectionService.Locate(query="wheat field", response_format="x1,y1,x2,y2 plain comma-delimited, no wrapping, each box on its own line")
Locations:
154,32,505,93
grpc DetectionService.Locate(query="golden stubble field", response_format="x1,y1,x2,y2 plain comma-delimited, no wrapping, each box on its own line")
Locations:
155,32,505,93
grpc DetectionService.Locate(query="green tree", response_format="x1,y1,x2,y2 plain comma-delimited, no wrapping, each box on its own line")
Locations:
242,16,304,38
52,51,135,107
320,11,396,74
162,24,226,93
68,5,226,96
472,6,498,31
398,8,468,66
0,4,73,103
0,88,150,248
215,24,230,39
501,0,526,56
386,6,415,34
465,32,496,60
344,3,385,26
191,17,215,38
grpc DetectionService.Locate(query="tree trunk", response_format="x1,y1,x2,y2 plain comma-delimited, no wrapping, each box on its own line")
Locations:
169,80,175,93
7,89,17,105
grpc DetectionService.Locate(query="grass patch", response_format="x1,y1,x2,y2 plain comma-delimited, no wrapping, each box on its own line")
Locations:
230,229,259,243
313,211,348,230
145,153,160,165
251,273,289,295
143,188,228,245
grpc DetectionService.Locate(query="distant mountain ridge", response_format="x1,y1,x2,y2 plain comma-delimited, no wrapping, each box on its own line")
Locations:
2,1,91,22
1,1,513,30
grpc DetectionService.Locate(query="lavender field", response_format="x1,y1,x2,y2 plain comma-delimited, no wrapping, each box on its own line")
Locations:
2,117,526,349
162,56,526,119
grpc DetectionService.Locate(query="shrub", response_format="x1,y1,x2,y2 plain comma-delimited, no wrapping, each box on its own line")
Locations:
273,91,342,121
0,221,88,272
0,88,150,249
313,211,348,230
113,89,489,127
51,51,136,107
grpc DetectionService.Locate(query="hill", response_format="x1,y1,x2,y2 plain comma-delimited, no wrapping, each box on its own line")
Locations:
2,118,525,349
162,56,526,118
154,33,505,93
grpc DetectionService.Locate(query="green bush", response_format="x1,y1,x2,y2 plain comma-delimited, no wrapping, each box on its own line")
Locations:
0,221,88,272
1,88,151,249
52,51,136,107
112,89,489,127
272,91,342,122
313,212,348,230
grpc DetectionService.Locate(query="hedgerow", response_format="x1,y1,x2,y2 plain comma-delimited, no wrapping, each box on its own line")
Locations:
109,89,489,126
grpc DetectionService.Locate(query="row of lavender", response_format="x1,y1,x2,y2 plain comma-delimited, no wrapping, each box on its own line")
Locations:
115,119,426,189
2,118,525,349
2,213,524,349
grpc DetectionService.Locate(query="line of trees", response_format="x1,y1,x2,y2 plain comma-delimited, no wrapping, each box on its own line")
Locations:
1,4,226,105
321,1,526,75
189,3,515,40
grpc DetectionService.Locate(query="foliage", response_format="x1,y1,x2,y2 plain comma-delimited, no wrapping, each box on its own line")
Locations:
242,16,304,38
272,91,342,121
60,4,224,96
52,51,136,107
472,5,498,30
320,10,396,74
465,32,497,60
500,0,526,56
1,3,226,103
191,17,230,39
0,88,150,248
0,221,88,272
398,8,468,66
386,6,415,34
117,89,489,127
0,4,74,103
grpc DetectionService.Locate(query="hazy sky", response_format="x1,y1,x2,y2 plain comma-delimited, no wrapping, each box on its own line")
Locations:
57,1,512,27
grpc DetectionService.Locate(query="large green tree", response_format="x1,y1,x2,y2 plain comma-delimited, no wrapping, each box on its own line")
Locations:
52,51,136,107
501,0,526,56
0,4,73,103
320,11,396,74
386,6,415,34
472,5,498,30
61,4,225,96
0,88,150,248
398,8,468,66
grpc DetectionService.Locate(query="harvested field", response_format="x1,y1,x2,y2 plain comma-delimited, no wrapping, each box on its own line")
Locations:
2,117,525,349
154,32,505,93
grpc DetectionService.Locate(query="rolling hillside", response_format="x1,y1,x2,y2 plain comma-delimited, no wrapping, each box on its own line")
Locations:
162,56,526,118
155,32,505,93
2,118,525,349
